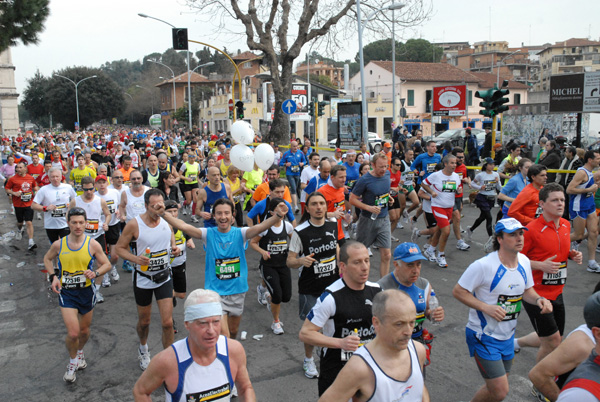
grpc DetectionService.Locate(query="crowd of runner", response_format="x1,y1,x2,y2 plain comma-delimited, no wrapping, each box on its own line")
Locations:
3,126,600,401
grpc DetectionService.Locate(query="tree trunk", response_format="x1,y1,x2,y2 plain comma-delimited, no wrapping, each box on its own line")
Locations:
266,58,294,144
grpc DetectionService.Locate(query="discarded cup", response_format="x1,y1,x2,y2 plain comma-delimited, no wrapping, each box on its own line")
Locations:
16,262,26,268
252,334,264,341
240,331,247,340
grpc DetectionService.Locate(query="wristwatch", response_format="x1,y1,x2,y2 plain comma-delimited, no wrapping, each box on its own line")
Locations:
94,270,99,278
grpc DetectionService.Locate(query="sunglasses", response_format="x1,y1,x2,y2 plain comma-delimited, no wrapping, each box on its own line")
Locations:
82,188,95,192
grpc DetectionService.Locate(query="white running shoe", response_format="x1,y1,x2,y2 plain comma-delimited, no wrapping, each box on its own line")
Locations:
63,362,77,382
271,321,284,335
423,247,437,262
15,230,22,241
138,348,151,371
411,227,420,243
37,212,42,220
402,210,409,224
456,239,470,251
437,254,448,268
191,215,199,223
463,227,473,242
95,289,105,303
587,260,600,273
303,358,319,378
110,265,120,282
368,247,373,256
391,236,400,242
396,222,404,229
101,274,111,288
484,236,494,254
182,205,188,215
257,284,269,306
77,351,87,370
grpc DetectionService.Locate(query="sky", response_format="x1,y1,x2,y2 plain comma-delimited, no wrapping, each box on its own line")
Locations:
9,0,600,102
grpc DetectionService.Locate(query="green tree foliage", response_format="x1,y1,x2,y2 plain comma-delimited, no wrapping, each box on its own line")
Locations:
357,38,443,64
0,0,50,52
45,67,126,130
309,74,337,89
21,70,50,126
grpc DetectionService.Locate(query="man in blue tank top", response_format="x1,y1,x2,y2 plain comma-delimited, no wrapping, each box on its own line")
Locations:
133,289,256,401
157,198,290,340
196,167,232,227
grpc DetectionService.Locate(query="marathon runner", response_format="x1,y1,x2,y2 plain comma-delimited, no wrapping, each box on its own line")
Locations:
5,161,38,250
95,174,122,286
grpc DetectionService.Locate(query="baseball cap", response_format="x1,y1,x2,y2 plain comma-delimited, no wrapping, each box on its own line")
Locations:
335,148,342,152
393,242,427,263
24,149,31,153
164,200,178,210
95,175,108,182
383,142,391,148
584,292,600,329
494,143,502,149
482,157,494,165
128,142,135,146
494,218,528,234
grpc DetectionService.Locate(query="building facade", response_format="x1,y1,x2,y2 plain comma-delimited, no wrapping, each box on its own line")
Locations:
0,48,19,136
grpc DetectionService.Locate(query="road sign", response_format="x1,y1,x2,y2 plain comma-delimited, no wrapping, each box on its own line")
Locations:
433,85,467,116
282,99,297,115
228,98,234,111
400,107,407,118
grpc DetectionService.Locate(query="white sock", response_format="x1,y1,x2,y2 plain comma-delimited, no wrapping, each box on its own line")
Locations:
69,357,78,365
304,356,313,362
139,343,148,353
589,260,596,266
514,338,520,350
29,238,34,245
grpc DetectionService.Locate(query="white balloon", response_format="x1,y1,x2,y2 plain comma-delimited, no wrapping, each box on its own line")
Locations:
254,144,275,171
231,121,254,145
230,144,255,172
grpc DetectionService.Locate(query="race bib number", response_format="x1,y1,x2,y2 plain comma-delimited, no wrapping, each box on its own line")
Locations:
61,272,87,289
341,338,368,361
484,180,496,192
185,383,230,402
542,262,567,285
314,256,336,275
497,294,523,321
75,183,83,192
426,163,436,173
457,172,463,180
267,240,287,255
375,193,390,207
147,249,169,272
535,204,543,218
85,219,100,234
20,192,32,202
188,175,196,181
216,257,241,280
404,172,415,183
291,165,300,173
234,194,245,203
442,180,457,192
51,204,67,218
334,200,345,210
413,311,426,334
106,200,116,214
346,179,357,189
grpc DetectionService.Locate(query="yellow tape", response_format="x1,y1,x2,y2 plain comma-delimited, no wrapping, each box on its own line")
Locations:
465,165,577,174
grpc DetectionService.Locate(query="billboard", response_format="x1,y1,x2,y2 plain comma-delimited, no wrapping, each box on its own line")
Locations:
337,101,363,148
549,73,585,113
433,85,467,116
149,114,162,128
330,98,353,121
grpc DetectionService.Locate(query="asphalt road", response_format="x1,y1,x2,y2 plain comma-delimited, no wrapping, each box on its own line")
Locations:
0,198,597,402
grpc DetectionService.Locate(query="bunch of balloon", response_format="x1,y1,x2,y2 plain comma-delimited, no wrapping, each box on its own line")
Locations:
230,121,275,172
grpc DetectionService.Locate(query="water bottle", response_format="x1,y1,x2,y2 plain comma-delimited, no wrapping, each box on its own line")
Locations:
429,291,440,325
141,247,151,271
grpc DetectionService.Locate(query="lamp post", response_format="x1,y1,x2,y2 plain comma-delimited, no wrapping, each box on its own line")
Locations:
357,2,405,144
149,60,176,116
138,12,194,132
135,85,154,115
54,74,97,130
496,49,521,86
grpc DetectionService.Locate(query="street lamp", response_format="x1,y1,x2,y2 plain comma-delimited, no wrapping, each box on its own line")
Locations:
357,2,405,144
135,85,155,115
139,12,193,132
390,4,406,134
149,60,176,116
54,74,98,130
496,49,521,86
191,61,214,74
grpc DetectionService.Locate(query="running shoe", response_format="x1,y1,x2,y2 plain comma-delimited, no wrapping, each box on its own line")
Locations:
122,260,133,272
182,205,188,215
587,260,600,273
437,254,448,268
571,241,580,252
411,227,420,243
391,236,400,242
531,385,550,402
303,358,319,378
423,247,437,263
138,348,151,371
77,351,87,370
191,215,199,223
402,210,410,224
257,284,269,306
295,207,300,214
456,239,470,251
15,230,22,241
63,362,77,382
37,212,42,220
484,236,494,254
173,319,178,334
95,289,105,304
271,321,284,335
110,265,120,282
396,222,404,229
368,247,373,257
28,240,37,250
463,227,473,242
101,274,111,288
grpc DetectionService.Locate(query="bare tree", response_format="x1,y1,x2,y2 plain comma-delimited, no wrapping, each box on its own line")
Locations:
186,0,431,143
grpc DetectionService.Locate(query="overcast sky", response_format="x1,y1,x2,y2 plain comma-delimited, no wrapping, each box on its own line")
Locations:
10,0,599,101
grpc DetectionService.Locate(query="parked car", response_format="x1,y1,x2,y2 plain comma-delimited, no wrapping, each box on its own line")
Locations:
329,132,382,153
434,128,486,152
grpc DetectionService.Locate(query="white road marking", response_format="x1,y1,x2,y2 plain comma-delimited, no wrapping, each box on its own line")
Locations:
0,319,24,335
0,300,16,313
0,343,29,360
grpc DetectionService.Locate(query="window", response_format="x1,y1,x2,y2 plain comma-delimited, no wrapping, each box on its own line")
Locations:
407,90,414,106
243,62,252,68
468,90,473,106
514,93,521,105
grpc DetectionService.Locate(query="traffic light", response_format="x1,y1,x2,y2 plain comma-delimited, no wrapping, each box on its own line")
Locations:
172,28,188,50
229,110,233,120
308,101,315,118
475,88,495,118
317,101,329,117
235,101,245,120
490,82,510,115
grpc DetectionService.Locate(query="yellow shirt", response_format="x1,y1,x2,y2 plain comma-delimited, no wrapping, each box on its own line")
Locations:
58,236,94,289
70,166,97,195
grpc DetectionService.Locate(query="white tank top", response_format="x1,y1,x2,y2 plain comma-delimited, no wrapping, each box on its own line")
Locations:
75,195,104,239
133,215,172,289
567,324,597,345
166,336,233,402
354,340,424,402
125,186,148,222
131,152,139,167
97,189,120,227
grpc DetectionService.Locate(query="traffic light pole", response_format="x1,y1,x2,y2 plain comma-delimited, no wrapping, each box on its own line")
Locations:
491,114,497,159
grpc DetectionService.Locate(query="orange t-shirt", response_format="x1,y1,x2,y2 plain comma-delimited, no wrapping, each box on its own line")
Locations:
507,183,542,226
118,167,135,185
5,174,37,207
253,182,292,204
318,184,346,241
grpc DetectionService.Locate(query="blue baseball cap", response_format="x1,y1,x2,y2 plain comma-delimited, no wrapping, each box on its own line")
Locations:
393,242,427,263
494,218,529,234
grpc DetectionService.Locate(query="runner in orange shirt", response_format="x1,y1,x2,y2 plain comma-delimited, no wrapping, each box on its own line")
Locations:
5,161,38,250
507,164,547,226
253,165,292,204
318,165,349,247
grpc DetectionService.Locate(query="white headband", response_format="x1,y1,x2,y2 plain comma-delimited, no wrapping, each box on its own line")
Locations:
184,302,223,322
